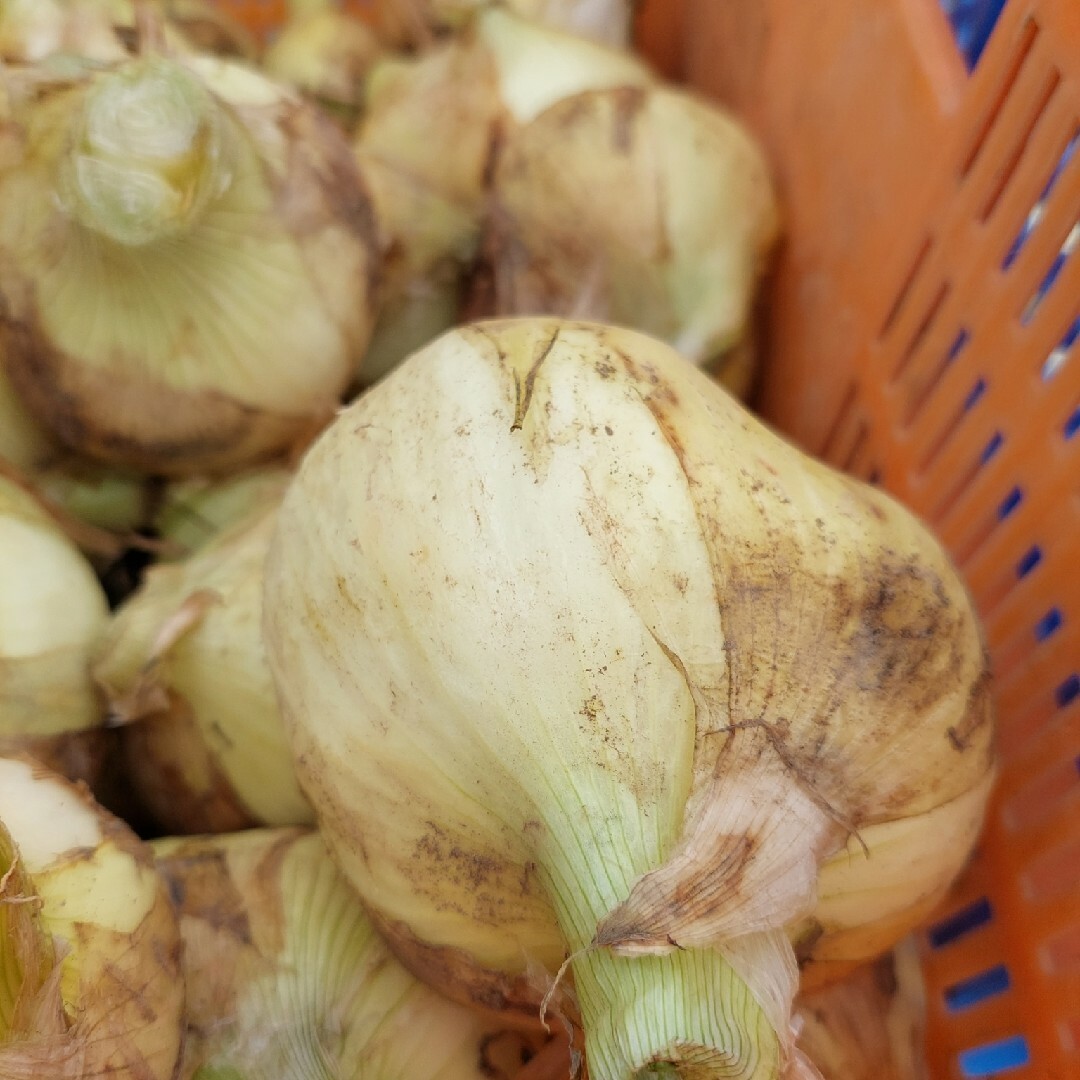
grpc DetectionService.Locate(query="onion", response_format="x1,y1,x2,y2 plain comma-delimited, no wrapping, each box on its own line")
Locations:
353,6,650,384
94,501,312,833
0,0,255,64
153,465,292,556
486,85,780,395
262,0,382,128
154,827,558,1079
795,944,929,1079
0,473,109,784
377,0,633,48
264,319,995,1080
0,756,184,1079
0,49,379,475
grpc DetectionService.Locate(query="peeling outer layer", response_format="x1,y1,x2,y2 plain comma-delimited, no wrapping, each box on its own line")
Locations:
118,701,260,835
0,54,379,476
263,318,994,1080
0,757,184,1080
154,828,552,1080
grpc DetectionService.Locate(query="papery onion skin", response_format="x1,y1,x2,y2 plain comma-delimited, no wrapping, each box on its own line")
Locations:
0,756,184,1080
0,54,379,476
263,319,993,1079
154,827,551,1080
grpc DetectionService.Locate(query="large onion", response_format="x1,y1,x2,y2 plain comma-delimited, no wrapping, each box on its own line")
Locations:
263,320,994,1079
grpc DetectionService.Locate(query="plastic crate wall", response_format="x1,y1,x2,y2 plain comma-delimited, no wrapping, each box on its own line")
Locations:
215,0,1078,1076
681,2,1079,1078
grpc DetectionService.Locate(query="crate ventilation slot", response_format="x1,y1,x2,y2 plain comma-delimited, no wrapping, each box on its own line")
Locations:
998,485,1023,519
1056,672,1079,709
1034,607,1062,641
958,1035,1031,1077
1042,313,1078,380
1003,128,1078,269
1020,219,1079,326
1064,403,1080,440
928,896,994,948
944,964,1011,1012
940,0,1010,72
1016,543,1042,579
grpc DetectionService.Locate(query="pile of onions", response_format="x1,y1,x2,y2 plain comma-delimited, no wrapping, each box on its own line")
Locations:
0,6,998,1079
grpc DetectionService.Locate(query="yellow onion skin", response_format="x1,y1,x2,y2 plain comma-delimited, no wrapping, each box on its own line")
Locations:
0,756,184,1080
795,946,929,1080
154,827,556,1080
0,54,379,476
0,473,110,783
94,505,314,833
487,85,780,390
263,320,994,1078
262,2,381,126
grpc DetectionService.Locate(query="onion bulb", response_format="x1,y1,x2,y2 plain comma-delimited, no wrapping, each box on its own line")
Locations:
353,6,650,383
377,0,633,48
0,756,184,1079
0,50,379,475
154,827,558,1080
0,0,255,64
153,465,292,557
0,472,109,783
94,502,312,833
262,0,382,128
0,0,128,63
795,944,929,1079
487,86,780,395
264,319,995,1080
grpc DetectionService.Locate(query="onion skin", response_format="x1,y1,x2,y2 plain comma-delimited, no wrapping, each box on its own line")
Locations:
154,827,554,1080
0,54,379,476
487,85,781,386
94,505,313,833
263,319,994,1078
0,756,184,1080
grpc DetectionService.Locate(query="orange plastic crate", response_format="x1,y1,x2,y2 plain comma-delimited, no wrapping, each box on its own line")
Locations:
218,2,1079,1077
677,2,1079,1078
